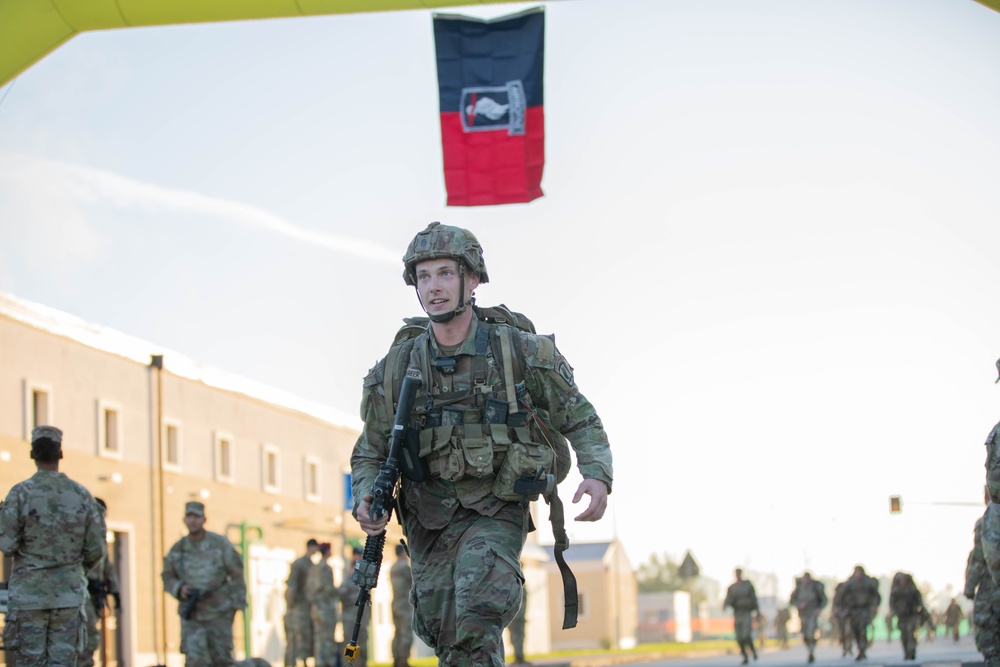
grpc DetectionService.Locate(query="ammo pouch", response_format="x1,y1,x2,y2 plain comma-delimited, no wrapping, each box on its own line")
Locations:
493,435,555,502
399,425,429,482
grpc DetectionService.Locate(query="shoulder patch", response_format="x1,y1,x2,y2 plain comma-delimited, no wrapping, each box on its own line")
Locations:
363,358,386,388
523,333,556,369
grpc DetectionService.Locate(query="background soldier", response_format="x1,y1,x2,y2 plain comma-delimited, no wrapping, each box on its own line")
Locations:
339,547,370,667
773,607,791,649
0,425,107,667
889,571,926,661
507,580,529,666
306,542,339,667
966,491,1000,667
790,571,827,664
352,222,614,667
724,568,759,664
285,538,319,667
80,497,121,667
944,598,964,642
390,543,413,667
162,500,247,667
840,565,881,661
833,581,853,657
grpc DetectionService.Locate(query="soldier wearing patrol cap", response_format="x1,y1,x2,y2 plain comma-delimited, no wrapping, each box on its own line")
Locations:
161,500,246,666
0,425,107,666
351,222,614,667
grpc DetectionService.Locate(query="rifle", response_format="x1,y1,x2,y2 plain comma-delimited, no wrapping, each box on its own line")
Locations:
344,368,421,663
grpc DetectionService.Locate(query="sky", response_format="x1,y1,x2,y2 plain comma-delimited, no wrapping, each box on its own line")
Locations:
2,0,1000,601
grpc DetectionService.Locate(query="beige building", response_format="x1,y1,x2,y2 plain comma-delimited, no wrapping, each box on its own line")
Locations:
544,539,638,652
0,292,393,665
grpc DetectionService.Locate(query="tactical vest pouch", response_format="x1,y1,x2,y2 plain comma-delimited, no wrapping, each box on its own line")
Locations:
493,432,555,502
462,435,494,478
399,426,429,482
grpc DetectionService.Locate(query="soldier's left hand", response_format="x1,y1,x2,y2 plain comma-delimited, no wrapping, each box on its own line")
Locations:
572,479,608,522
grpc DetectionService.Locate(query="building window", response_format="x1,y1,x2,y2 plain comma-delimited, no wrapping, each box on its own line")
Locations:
163,420,182,471
262,444,281,494
214,431,235,484
97,400,123,459
22,380,54,438
305,456,321,502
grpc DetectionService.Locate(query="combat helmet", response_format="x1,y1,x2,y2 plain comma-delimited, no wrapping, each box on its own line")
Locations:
402,222,488,323
402,222,489,286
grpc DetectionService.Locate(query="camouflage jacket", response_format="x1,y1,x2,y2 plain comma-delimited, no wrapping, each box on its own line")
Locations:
724,580,759,613
390,557,412,615
840,575,881,610
161,531,246,620
306,560,338,615
790,580,827,615
889,581,924,618
986,421,1000,498
285,554,314,610
0,470,106,611
352,316,614,530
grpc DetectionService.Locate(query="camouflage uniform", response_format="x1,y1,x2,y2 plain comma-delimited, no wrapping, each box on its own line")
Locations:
507,584,527,664
162,525,247,666
724,573,758,663
0,460,107,667
339,560,370,667
285,552,316,665
773,608,790,649
789,575,827,663
839,568,881,661
889,572,925,660
80,504,121,667
966,514,1000,667
352,224,614,667
944,599,964,641
306,556,339,667
832,582,853,656
390,551,414,667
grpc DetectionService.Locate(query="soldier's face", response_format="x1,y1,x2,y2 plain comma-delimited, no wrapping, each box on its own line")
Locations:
415,258,479,317
184,512,206,535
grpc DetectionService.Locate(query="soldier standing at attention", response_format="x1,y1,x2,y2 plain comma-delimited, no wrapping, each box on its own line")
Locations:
724,568,759,664
790,571,827,664
944,598,964,642
352,222,614,667
0,425,107,667
889,572,926,661
306,543,339,667
285,538,319,666
390,543,414,667
840,565,881,662
80,497,121,667
161,501,247,667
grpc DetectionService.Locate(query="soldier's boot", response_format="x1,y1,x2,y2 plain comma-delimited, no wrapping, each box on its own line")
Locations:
751,644,758,660
808,647,815,663
739,642,749,665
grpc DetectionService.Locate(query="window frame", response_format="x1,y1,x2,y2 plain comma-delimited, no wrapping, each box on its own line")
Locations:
96,399,123,460
213,431,236,484
262,443,281,494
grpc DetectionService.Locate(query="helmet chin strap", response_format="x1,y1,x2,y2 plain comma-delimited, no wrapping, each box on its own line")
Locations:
420,266,470,324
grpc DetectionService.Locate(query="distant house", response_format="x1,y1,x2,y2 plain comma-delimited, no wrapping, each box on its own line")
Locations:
638,590,692,643
544,539,637,651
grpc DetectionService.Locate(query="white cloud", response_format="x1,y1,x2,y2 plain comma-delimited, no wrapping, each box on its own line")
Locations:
0,155,400,265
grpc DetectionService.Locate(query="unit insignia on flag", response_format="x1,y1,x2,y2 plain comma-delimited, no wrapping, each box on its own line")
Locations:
460,80,526,135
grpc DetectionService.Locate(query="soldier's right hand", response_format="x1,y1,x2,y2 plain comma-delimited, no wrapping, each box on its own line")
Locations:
180,584,193,599
357,494,389,536
965,590,975,601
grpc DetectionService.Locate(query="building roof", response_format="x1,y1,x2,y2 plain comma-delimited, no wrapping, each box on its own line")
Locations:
0,291,362,432
544,541,612,562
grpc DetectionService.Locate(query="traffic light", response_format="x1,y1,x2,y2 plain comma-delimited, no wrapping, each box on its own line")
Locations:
889,495,902,514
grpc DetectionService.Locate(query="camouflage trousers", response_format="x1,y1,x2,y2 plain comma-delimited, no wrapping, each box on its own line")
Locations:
1,606,86,667
847,609,873,655
392,608,414,661
734,610,754,643
310,604,341,667
284,605,314,665
897,614,920,659
79,601,106,667
974,593,1000,665
406,503,528,667
181,613,236,666
800,610,820,648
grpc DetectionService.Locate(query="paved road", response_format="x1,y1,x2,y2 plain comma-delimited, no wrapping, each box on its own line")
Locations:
547,636,984,667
